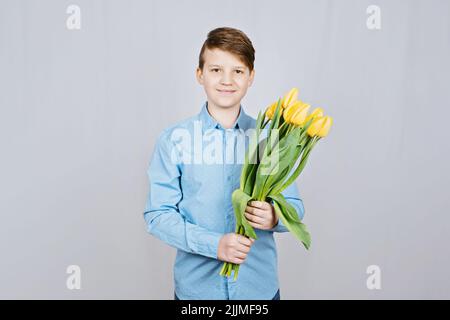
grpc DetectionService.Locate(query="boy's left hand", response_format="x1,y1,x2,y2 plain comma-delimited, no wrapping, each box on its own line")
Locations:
244,201,278,230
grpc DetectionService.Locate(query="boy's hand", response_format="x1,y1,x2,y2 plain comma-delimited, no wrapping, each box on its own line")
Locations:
217,233,255,264
244,201,278,230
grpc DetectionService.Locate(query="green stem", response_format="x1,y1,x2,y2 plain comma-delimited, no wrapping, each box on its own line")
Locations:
220,262,227,275
233,264,240,281
279,121,288,131
227,262,232,276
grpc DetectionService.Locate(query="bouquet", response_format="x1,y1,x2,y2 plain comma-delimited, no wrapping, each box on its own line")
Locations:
219,88,333,280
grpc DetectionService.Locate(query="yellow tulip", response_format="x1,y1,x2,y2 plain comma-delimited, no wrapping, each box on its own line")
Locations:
281,88,299,108
283,101,301,122
265,101,277,119
284,101,310,126
291,104,311,126
307,117,325,137
317,116,333,137
305,107,324,124
307,116,333,137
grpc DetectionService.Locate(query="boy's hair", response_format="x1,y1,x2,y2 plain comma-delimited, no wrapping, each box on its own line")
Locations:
198,27,255,72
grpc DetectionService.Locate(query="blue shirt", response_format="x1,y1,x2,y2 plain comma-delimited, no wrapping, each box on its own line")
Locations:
143,101,305,300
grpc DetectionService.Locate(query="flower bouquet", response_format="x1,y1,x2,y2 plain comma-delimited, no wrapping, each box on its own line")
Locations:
219,88,333,280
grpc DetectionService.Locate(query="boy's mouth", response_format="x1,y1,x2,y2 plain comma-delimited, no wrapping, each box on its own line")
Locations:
217,89,237,94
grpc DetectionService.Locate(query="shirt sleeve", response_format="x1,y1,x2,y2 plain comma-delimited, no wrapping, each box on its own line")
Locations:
270,181,305,233
143,130,222,259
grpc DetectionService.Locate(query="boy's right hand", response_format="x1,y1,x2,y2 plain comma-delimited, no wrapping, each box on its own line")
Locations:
217,233,255,264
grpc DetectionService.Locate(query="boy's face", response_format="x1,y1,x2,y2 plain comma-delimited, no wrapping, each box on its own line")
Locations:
196,48,255,111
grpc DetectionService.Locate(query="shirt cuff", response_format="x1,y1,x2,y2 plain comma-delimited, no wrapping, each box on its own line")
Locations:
268,200,289,233
185,228,223,259
270,216,289,233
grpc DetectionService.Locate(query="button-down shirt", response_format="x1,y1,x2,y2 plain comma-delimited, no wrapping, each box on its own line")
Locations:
143,101,305,300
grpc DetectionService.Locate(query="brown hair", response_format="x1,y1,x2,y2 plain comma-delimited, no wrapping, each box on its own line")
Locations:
198,27,255,72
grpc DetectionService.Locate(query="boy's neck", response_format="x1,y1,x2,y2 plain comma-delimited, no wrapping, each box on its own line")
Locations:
206,101,241,129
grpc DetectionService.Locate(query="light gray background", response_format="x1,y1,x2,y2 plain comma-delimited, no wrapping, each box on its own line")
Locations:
1,0,449,299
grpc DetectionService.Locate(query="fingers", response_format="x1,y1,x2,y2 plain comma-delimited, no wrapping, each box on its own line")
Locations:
233,242,250,264
232,257,246,264
249,200,271,210
245,205,265,217
244,211,265,225
236,235,255,254
233,244,255,264
245,202,275,230
237,235,253,247
234,251,247,260
245,212,268,230
218,233,257,264
246,201,273,219
235,243,250,254
248,221,266,230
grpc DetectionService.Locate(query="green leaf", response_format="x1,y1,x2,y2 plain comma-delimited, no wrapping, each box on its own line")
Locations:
256,110,264,128
270,194,311,249
231,189,257,239
271,136,318,195
269,99,282,132
243,163,257,195
240,121,262,190
254,127,302,199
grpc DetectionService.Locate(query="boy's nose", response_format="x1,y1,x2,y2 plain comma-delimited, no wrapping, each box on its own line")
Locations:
220,73,233,84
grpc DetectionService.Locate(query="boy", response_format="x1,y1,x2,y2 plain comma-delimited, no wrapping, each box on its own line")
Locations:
143,27,305,300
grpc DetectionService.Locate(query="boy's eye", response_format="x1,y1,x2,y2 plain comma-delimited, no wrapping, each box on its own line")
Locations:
209,68,244,74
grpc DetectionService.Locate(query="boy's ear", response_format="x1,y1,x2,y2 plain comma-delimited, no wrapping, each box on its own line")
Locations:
248,69,255,87
196,67,204,85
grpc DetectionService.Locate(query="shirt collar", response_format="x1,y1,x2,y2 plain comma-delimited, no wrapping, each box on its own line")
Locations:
199,101,250,130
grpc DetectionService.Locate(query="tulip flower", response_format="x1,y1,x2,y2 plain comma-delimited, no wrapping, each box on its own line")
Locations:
307,116,333,137
283,101,311,126
304,107,324,124
283,101,301,122
317,116,333,137
265,101,277,120
281,88,299,108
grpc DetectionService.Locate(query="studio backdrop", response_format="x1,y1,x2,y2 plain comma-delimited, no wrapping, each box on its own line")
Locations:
1,0,449,299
